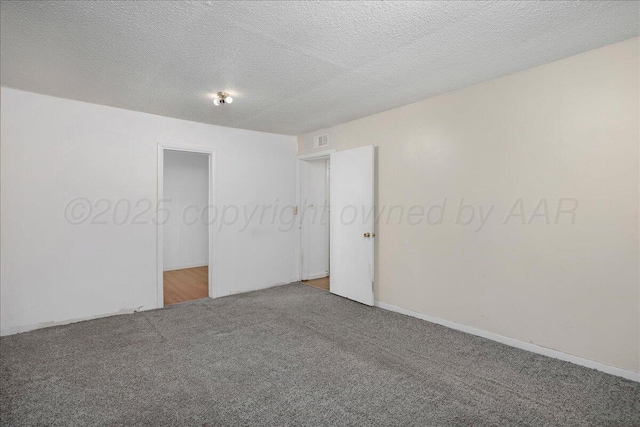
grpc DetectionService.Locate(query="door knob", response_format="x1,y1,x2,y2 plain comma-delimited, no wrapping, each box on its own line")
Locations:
364,232,371,238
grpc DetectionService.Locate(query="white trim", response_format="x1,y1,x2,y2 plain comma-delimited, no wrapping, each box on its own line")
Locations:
214,280,294,299
295,160,302,280
0,304,157,336
163,263,209,272
157,144,217,308
157,145,164,308
298,149,335,160
374,301,640,382
303,272,329,281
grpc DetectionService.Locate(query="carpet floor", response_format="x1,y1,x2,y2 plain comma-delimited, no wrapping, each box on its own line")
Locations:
1,283,639,426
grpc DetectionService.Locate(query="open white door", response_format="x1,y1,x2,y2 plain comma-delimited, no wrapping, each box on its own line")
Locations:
330,145,375,306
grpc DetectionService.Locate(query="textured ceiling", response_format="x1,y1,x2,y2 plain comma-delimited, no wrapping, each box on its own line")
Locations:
1,1,638,135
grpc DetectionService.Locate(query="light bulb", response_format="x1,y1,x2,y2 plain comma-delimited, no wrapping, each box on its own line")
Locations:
213,97,220,106
224,96,233,104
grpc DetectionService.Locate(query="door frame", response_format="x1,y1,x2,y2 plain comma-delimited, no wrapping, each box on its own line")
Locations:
296,149,335,281
157,143,217,308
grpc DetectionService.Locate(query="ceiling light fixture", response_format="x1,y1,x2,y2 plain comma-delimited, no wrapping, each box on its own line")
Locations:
213,92,233,106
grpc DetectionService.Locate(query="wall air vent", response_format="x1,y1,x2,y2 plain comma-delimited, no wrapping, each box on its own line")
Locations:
313,134,329,149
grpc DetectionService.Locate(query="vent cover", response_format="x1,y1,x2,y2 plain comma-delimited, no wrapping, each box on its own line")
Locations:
313,134,329,149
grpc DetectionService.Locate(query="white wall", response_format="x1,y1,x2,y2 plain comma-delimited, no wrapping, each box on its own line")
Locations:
0,87,298,335
298,38,640,373
163,150,209,271
300,158,329,279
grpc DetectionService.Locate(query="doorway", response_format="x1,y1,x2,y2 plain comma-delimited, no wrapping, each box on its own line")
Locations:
298,151,332,291
298,145,376,305
157,145,215,307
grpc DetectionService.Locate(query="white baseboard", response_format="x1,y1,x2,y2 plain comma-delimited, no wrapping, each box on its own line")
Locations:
374,301,639,382
0,304,157,337
211,279,297,299
163,262,208,271
2,279,298,336
303,272,329,280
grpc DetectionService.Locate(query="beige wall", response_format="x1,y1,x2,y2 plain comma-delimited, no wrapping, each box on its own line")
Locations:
298,38,639,373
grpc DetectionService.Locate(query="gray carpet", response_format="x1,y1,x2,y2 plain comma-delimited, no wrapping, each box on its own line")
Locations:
1,283,639,426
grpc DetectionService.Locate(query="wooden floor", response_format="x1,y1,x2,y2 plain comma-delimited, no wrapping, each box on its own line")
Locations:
302,276,329,291
163,266,208,306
